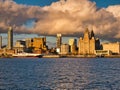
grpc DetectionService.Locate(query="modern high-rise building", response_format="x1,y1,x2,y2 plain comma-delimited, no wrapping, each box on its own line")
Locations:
69,39,77,46
56,34,62,48
7,26,13,49
78,28,100,55
69,38,77,54
0,36,2,49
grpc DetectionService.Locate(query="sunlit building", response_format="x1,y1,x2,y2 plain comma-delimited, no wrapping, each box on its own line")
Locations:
7,27,13,49
94,50,112,56
25,38,33,48
56,34,62,53
32,37,47,51
0,36,2,49
69,38,77,54
78,28,100,55
26,37,48,54
60,44,70,55
14,40,26,53
56,34,62,48
102,42,120,54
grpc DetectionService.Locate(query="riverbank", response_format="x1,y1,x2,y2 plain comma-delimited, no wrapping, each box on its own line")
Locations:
0,54,13,58
1,54,120,58
42,54,120,58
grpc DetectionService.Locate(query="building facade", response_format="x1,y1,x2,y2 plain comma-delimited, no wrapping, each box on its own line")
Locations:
25,37,48,54
60,44,70,55
102,42,120,54
56,34,62,48
69,39,77,54
0,36,2,49
78,28,100,55
32,37,47,51
56,34,62,53
94,50,112,56
14,40,26,53
7,27,13,49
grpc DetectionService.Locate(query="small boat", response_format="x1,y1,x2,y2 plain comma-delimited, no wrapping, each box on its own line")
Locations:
12,52,43,58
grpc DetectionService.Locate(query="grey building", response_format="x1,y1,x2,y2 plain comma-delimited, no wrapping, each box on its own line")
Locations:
7,27,13,49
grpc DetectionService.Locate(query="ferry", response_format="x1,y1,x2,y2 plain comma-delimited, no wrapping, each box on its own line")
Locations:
12,53,43,58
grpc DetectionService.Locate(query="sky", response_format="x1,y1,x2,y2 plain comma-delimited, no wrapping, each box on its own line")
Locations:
0,0,120,47
13,0,120,8
14,0,59,7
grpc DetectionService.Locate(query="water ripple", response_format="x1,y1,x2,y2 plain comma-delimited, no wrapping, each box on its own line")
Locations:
0,58,120,89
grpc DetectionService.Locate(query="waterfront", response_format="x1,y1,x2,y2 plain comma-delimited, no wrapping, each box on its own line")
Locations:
0,58,120,90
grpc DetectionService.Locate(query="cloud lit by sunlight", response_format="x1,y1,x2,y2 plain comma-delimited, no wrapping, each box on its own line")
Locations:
0,0,120,41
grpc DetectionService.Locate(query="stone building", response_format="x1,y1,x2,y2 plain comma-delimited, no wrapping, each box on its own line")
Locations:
32,37,48,52
102,42,120,54
14,40,26,53
78,28,100,55
25,37,48,54
0,49,15,55
60,44,70,55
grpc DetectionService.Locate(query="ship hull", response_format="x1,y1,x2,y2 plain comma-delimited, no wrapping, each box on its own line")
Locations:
12,53,43,58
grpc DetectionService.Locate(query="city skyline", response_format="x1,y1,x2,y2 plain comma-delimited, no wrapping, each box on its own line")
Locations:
0,26,120,57
0,0,120,47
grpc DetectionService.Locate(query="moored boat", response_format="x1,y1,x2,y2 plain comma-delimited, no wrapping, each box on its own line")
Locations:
12,53,43,58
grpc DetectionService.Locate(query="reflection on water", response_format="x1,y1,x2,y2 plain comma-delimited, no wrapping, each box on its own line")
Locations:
0,58,120,89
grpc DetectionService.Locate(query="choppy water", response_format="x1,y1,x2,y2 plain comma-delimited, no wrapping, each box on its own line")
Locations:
0,58,120,90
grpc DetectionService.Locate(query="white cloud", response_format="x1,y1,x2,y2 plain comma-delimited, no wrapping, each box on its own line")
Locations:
0,0,120,41
106,5,120,17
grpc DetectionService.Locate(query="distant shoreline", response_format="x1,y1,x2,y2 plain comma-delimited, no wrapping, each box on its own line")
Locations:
1,54,120,58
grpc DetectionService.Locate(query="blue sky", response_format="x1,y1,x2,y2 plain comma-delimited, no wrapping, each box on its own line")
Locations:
91,0,120,7
14,0,120,8
14,0,59,7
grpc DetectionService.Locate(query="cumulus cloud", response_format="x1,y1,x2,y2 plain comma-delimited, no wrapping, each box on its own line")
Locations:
0,0,44,33
0,0,120,41
106,5,120,17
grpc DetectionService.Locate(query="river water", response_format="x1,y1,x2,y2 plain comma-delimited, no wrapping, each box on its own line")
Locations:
0,58,120,90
